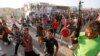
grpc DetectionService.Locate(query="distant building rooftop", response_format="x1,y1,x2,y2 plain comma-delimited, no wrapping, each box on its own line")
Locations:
54,5,70,10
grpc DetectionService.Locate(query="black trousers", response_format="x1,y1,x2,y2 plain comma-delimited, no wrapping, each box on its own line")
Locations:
14,42,20,55
25,51,39,56
53,29,57,36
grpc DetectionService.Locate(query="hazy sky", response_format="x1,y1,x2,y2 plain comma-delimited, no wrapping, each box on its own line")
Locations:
0,0,100,8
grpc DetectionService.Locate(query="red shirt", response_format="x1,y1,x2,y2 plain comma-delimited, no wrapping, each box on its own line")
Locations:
63,19,70,27
60,27,70,37
4,27,11,34
52,21,59,29
23,34,33,52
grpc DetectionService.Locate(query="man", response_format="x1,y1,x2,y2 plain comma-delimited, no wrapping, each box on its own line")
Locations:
52,19,59,36
60,26,72,48
43,29,59,56
74,21,100,56
96,13,100,22
36,25,44,47
21,27,39,56
0,22,4,39
0,20,13,45
0,22,6,56
12,26,22,56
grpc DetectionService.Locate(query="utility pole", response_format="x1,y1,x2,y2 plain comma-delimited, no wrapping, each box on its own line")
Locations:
75,0,84,38
78,0,84,28
78,0,84,21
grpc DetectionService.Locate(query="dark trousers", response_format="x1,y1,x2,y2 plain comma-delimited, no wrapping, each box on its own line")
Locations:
14,42,20,55
25,51,39,56
53,29,57,37
45,52,54,56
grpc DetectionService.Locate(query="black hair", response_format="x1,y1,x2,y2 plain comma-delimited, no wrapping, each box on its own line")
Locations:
24,27,29,31
13,26,19,29
37,25,43,30
87,21,100,32
48,28,54,33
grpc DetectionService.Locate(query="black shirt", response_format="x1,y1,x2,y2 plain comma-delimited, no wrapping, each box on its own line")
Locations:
44,37,58,54
15,31,22,43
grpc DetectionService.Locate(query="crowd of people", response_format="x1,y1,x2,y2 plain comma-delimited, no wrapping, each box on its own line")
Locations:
0,9,100,56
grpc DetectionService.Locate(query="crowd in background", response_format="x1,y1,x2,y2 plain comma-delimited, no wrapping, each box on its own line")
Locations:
0,8,100,56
